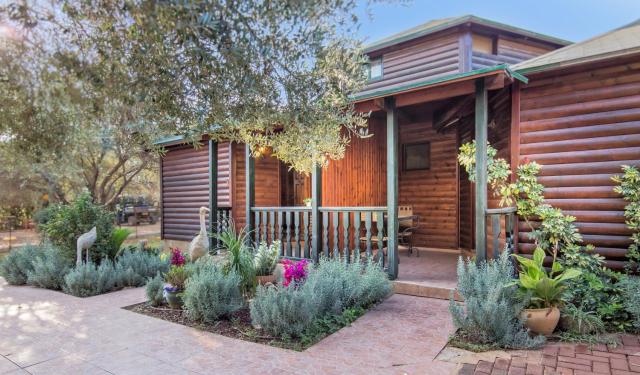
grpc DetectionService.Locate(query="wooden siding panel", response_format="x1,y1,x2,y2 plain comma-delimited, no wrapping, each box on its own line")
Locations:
519,60,640,267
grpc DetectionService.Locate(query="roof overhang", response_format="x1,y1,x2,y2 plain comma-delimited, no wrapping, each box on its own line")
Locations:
153,135,188,147
352,65,527,111
514,48,640,75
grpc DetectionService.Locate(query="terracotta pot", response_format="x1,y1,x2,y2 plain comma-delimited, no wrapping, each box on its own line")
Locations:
521,307,560,336
165,290,183,309
256,274,276,285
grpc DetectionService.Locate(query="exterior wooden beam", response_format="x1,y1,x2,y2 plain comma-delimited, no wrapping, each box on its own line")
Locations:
510,82,521,253
209,140,218,252
385,97,399,279
311,163,322,262
475,78,488,263
245,144,255,244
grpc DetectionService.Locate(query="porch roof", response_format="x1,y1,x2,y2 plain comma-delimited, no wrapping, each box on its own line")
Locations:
351,64,528,106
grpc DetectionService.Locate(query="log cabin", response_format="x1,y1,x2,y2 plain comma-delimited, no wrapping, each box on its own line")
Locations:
156,15,640,284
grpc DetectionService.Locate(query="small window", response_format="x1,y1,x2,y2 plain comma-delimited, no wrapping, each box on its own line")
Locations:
366,58,383,80
472,34,496,54
403,142,430,171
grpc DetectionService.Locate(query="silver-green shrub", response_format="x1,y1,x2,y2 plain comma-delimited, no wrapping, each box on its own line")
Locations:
250,284,315,337
63,262,102,297
115,250,169,287
95,260,119,294
183,265,243,323
250,257,391,338
623,276,640,331
27,243,72,290
450,252,544,349
254,241,279,276
0,245,43,285
145,273,165,307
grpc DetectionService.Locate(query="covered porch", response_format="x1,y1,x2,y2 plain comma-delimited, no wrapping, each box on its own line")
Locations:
208,66,524,291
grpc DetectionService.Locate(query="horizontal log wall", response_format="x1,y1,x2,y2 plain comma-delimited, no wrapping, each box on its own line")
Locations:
471,35,557,70
518,58,640,269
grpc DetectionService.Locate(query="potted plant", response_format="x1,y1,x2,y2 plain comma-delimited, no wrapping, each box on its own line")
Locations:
254,241,280,285
303,198,312,207
511,248,581,335
164,265,190,309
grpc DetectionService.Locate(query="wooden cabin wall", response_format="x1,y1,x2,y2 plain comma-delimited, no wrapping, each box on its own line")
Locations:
399,114,459,249
231,143,281,229
322,117,387,207
161,141,231,241
518,57,640,270
471,34,558,70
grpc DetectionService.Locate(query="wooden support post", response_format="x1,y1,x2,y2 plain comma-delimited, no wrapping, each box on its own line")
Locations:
311,163,322,262
385,97,399,279
475,78,488,263
209,140,218,253
245,144,255,245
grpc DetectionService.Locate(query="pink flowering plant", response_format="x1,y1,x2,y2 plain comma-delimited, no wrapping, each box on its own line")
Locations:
169,247,186,266
282,259,308,287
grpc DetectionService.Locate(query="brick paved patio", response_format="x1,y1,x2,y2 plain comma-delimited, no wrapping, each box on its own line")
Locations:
444,337,640,375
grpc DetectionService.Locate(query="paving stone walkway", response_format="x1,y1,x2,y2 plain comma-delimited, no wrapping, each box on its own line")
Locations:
0,278,458,374
440,338,640,375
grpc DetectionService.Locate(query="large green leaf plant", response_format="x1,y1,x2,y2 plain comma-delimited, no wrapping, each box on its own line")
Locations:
512,248,581,309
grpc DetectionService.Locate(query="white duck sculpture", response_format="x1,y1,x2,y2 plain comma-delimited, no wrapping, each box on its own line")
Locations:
188,206,210,262
76,226,97,265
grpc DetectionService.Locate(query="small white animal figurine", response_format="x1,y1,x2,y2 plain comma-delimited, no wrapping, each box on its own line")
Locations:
76,226,97,265
188,207,210,262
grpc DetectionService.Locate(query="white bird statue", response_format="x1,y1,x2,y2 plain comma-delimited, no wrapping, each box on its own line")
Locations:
189,207,210,262
76,226,97,265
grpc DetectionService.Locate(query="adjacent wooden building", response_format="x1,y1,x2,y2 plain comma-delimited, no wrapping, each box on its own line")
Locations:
157,15,640,276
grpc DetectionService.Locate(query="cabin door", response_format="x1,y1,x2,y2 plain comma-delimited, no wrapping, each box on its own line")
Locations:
280,163,310,206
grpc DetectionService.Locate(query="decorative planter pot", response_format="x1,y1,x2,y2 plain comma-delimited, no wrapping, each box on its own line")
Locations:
165,290,184,309
521,307,560,336
256,274,276,285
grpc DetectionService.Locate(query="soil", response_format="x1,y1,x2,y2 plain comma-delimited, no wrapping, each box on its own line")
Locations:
124,302,309,351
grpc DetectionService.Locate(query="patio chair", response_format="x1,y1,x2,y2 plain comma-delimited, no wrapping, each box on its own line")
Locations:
398,213,420,257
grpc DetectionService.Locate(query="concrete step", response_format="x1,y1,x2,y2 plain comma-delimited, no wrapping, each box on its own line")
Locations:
393,280,461,301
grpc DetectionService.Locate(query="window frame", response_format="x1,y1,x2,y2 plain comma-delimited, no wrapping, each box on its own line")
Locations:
402,141,431,172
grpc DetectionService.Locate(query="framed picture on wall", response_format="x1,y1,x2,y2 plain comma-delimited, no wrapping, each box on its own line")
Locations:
403,142,430,171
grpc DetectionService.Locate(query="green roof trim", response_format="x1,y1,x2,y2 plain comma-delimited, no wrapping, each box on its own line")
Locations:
363,15,571,54
351,64,527,102
153,135,185,146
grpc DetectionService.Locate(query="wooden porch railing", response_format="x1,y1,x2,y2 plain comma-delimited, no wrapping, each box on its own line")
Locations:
250,206,388,265
485,207,517,259
212,207,232,248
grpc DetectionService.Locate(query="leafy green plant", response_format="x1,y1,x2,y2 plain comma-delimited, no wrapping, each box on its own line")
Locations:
560,303,605,336
145,273,165,307
183,265,243,323
254,241,279,276
164,265,190,290
622,276,640,332
216,221,255,294
613,165,640,267
38,193,115,262
511,248,580,309
0,245,43,285
26,243,72,290
449,252,544,349
111,228,132,258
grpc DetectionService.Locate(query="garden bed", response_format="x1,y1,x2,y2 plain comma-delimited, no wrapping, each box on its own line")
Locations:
124,301,369,351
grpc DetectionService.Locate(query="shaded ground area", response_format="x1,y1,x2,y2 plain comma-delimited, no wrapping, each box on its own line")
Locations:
0,277,457,374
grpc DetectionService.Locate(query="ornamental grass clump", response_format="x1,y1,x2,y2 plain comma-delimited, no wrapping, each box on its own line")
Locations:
0,245,43,285
449,252,545,350
183,265,243,323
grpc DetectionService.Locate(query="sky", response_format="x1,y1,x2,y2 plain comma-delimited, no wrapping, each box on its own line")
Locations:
356,0,640,45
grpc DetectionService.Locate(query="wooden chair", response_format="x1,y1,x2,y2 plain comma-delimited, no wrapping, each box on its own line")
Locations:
398,206,420,256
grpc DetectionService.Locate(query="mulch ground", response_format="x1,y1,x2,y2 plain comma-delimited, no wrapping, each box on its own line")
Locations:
124,302,308,351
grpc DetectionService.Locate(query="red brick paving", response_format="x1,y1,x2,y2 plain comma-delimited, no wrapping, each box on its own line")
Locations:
463,336,640,375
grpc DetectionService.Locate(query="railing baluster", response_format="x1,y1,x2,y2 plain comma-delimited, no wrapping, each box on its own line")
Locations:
294,211,301,258
376,211,385,267
365,212,372,258
343,212,350,261
303,211,310,258
269,211,275,244
353,212,361,262
261,211,268,244
254,210,261,244
491,214,500,260
277,211,284,257
322,211,329,258
285,211,292,257
332,211,340,258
